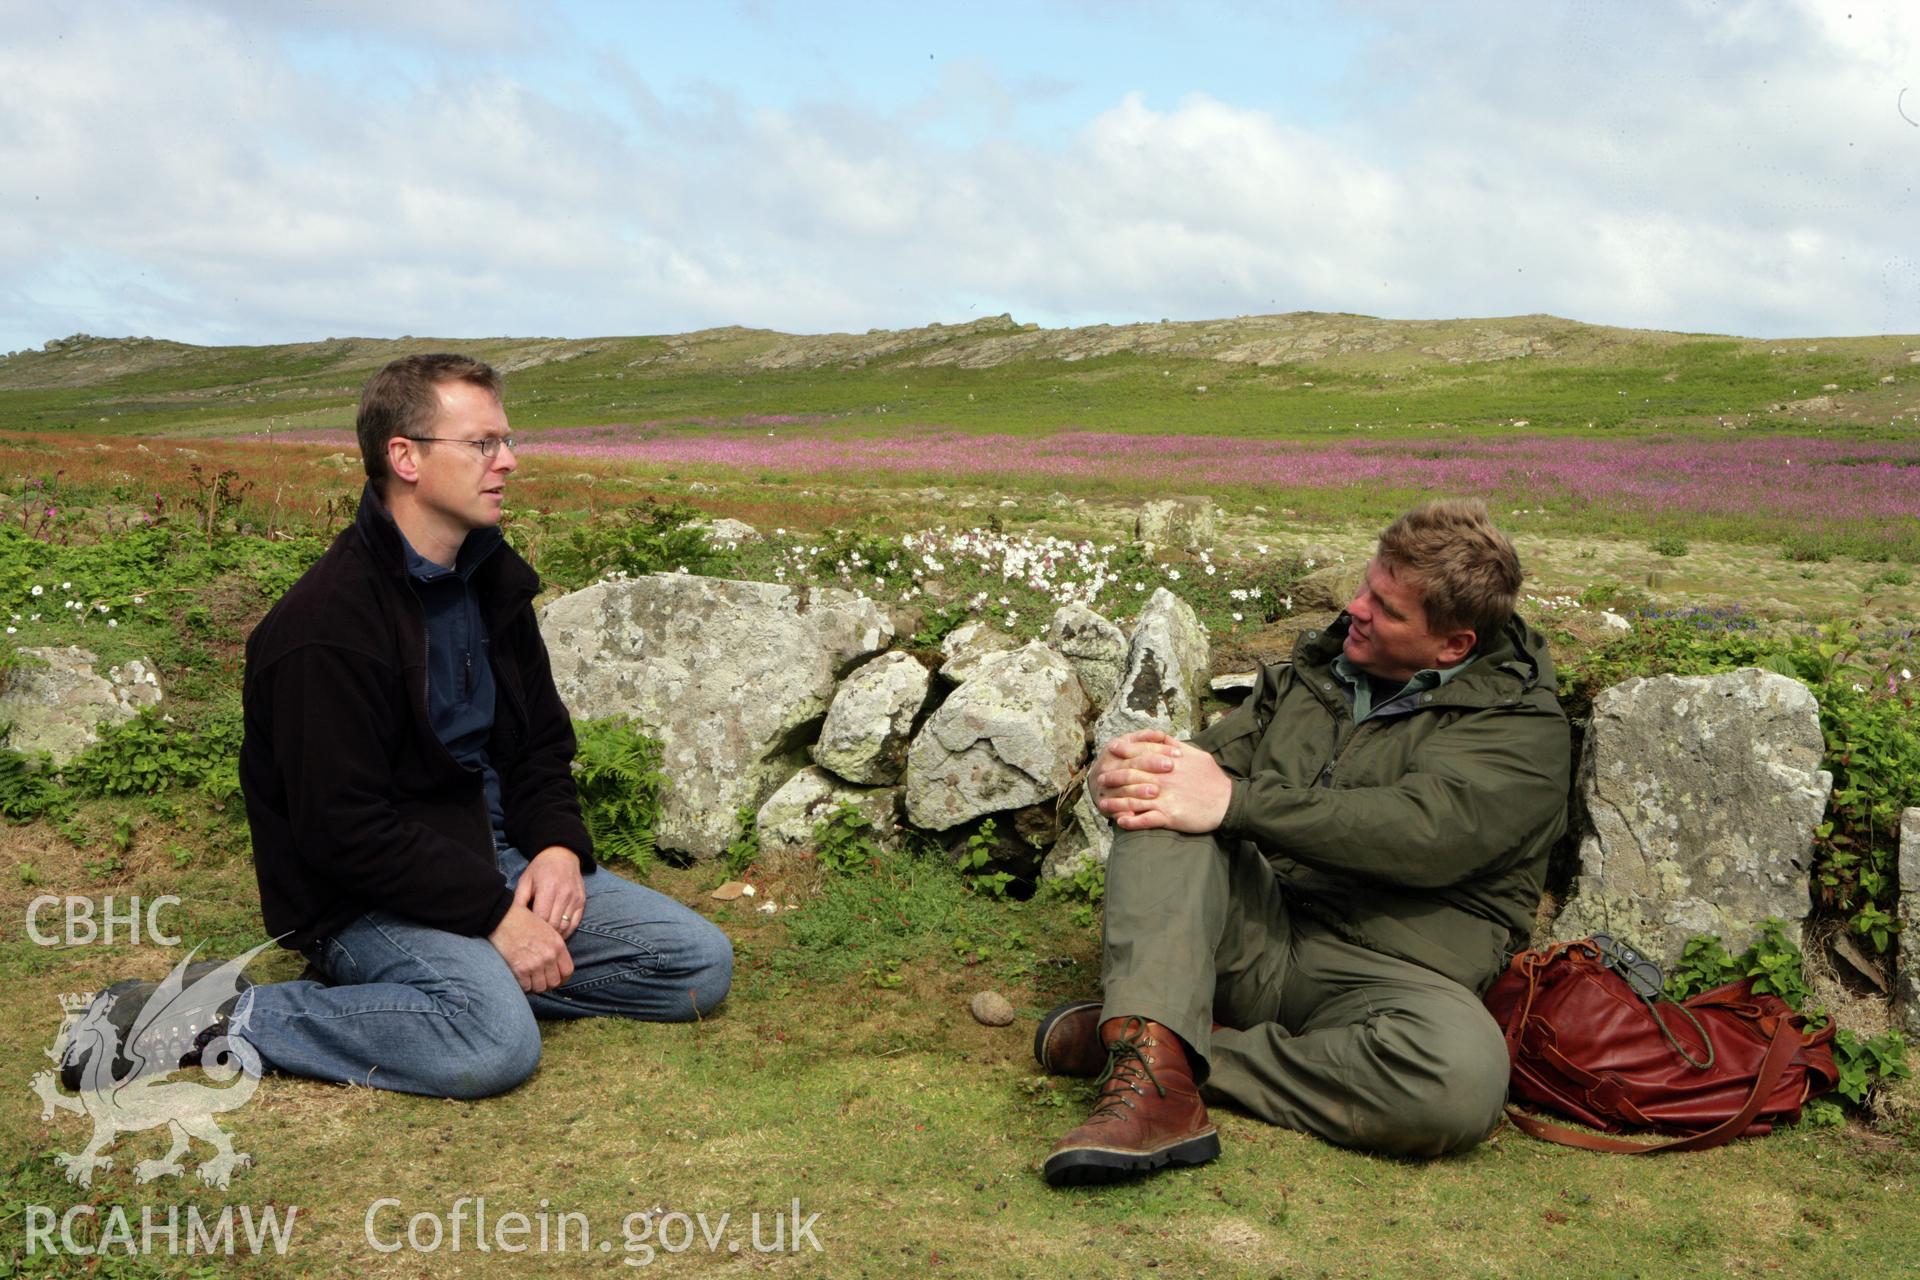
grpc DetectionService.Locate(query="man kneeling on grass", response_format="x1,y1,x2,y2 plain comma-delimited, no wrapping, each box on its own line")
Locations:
1035,499,1571,1183
63,354,732,1100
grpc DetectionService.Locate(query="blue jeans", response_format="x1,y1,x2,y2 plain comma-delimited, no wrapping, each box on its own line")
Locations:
237,847,733,1098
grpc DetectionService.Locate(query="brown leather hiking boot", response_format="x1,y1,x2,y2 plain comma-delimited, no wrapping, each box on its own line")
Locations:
1033,999,1105,1077
1043,1016,1219,1186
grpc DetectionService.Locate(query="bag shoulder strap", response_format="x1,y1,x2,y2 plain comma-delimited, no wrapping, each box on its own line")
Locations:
1503,1014,1803,1155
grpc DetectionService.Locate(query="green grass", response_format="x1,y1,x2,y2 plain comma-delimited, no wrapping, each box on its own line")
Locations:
3,843,1915,1278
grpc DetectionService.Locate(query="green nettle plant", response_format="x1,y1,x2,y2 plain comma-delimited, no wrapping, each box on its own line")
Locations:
61,706,245,801
1664,919,1910,1122
570,715,668,873
533,499,728,592
954,818,1015,899
1039,854,1107,929
0,747,68,822
813,802,884,876
722,804,760,878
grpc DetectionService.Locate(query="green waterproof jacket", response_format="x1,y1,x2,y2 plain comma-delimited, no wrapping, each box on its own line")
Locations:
1191,613,1572,994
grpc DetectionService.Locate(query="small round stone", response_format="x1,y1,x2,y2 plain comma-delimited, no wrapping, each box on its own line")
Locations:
969,991,1015,1027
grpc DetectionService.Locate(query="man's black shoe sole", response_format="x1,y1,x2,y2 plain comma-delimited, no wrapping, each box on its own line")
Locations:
1042,1131,1221,1186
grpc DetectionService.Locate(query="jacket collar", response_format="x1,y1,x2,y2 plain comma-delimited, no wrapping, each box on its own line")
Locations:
1296,612,1554,705
352,481,536,604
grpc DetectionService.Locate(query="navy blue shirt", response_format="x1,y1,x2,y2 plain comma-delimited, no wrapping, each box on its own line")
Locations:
400,527,509,845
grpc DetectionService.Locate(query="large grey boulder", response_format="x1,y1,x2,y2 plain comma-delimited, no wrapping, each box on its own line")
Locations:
905,643,1090,831
1897,808,1920,1038
540,574,892,858
1134,497,1215,550
938,620,1018,684
1044,590,1210,878
1046,604,1127,707
1555,669,1833,966
0,646,162,764
756,766,903,857
813,651,931,785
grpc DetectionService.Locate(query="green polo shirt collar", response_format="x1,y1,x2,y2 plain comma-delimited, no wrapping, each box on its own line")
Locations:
1332,650,1474,723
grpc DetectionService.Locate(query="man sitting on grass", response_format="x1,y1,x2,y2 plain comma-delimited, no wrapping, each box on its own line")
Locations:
64,353,731,1099
1034,499,1570,1183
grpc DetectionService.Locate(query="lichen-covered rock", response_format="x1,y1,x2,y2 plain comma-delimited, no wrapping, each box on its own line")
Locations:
813,651,931,785
1133,497,1215,550
755,766,902,856
0,646,162,764
1290,561,1357,614
1092,588,1209,749
1045,591,1210,876
1046,603,1126,707
938,620,1018,684
1555,669,1832,966
905,643,1090,831
539,574,891,858
1897,807,1920,1038
696,517,760,547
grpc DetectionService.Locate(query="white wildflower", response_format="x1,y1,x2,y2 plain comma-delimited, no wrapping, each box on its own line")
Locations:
30,585,42,596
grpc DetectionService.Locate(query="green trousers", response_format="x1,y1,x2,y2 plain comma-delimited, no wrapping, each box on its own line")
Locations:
1100,828,1509,1157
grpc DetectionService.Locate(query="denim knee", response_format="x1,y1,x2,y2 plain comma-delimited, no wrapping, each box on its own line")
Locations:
434,1005,543,1099
679,925,734,1019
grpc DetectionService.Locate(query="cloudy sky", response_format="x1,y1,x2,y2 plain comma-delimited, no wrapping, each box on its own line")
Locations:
2,0,1916,352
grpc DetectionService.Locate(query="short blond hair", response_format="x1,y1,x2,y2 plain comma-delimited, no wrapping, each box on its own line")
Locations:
1375,499,1522,641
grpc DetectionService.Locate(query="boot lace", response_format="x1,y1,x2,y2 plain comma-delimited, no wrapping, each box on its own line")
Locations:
1085,1017,1166,1121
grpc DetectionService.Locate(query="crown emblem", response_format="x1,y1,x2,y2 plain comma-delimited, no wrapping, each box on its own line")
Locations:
59,992,96,1013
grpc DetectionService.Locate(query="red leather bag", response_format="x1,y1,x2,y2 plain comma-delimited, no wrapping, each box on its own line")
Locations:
1483,938,1839,1153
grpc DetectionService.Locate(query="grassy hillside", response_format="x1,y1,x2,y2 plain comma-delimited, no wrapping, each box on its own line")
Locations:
3,313,1917,442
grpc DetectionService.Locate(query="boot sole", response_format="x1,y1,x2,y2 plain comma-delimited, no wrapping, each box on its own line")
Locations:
1032,999,1104,1077
1043,1129,1221,1186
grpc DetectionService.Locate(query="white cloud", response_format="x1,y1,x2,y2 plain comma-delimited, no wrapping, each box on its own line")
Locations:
0,0,1916,352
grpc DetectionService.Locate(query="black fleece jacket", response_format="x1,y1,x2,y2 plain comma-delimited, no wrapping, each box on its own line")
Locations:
240,485,594,951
